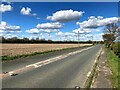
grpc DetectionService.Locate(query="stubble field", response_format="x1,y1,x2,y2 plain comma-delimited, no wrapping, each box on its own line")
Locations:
1,44,92,56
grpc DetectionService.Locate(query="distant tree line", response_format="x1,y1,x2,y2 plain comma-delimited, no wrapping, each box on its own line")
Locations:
0,36,103,44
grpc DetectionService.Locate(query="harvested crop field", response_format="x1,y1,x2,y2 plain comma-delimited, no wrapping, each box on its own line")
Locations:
1,44,92,56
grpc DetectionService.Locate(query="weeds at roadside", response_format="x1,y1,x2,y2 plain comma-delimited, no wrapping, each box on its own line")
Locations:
106,48,120,88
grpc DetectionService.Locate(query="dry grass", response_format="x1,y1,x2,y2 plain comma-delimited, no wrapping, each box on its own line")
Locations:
1,43,92,56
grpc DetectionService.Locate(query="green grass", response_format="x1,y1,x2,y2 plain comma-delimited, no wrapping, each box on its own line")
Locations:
1,45,92,62
106,48,120,88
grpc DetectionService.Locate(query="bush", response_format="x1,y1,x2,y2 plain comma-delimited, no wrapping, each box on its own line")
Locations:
112,42,120,57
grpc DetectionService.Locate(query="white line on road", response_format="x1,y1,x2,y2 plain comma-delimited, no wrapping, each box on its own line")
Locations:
87,71,91,77
25,46,94,69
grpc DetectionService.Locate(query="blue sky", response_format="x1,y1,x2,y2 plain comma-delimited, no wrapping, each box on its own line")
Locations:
1,2,119,41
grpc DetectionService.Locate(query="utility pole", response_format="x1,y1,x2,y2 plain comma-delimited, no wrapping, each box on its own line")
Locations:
78,31,80,47
92,34,94,45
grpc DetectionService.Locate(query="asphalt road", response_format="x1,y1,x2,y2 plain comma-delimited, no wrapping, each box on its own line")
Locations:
2,46,91,73
2,44,102,88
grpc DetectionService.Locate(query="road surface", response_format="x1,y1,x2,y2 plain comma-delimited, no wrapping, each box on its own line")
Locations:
2,44,102,88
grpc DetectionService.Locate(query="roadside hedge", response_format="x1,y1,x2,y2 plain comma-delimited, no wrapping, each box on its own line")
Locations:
111,42,120,58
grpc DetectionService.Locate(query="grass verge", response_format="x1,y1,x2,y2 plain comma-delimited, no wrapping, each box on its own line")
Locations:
1,45,92,62
106,48,120,88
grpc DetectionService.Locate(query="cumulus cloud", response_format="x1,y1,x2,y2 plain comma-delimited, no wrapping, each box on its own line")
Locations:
36,22,63,29
43,29,59,33
56,31,91,41
26,22,62,36
73,28,84,34
2,33,18,38
93,33,104,41
96,29,100,32
26,28,40,34
1,0,12,4
0,30,4,33
77,16,119,28
26,28,59,35
56,31,63,36
56,31,75,37
20,7,37,16
85,34,93,37
47,9,84,22
56,29,91,41
21,7,31,15
73,28,91,34
0,4,12,12
0,21,21,38
0,21,21,32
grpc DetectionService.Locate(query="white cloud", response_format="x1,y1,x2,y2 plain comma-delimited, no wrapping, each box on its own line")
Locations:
115,36,120,42
26,28,40,34
93,33,104,41
27,22,62,35
85,34,93,37
96,29,100,32
3,33,18,38
26,28,60,35
36,17,40,19
56,29,92,41
0,4,12,12
47,9,84,22
43,29,59,33
0,21,21,32
56,31,92,41
36,22,63,29
0,30,4,33
85,29,92,33
1,0,11,4
77,16,119,28
73,28,84,34
73,28,91,34
5,26,20,31
56,31,75,37
56,31,63,36
21,7,31,15
32,13,37,16
20,7,37,16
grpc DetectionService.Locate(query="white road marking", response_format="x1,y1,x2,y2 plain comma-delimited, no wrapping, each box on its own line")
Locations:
35,46,92,68
9,71,14,75
24,46,95,69
87,71,91,77
33,64,39,68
